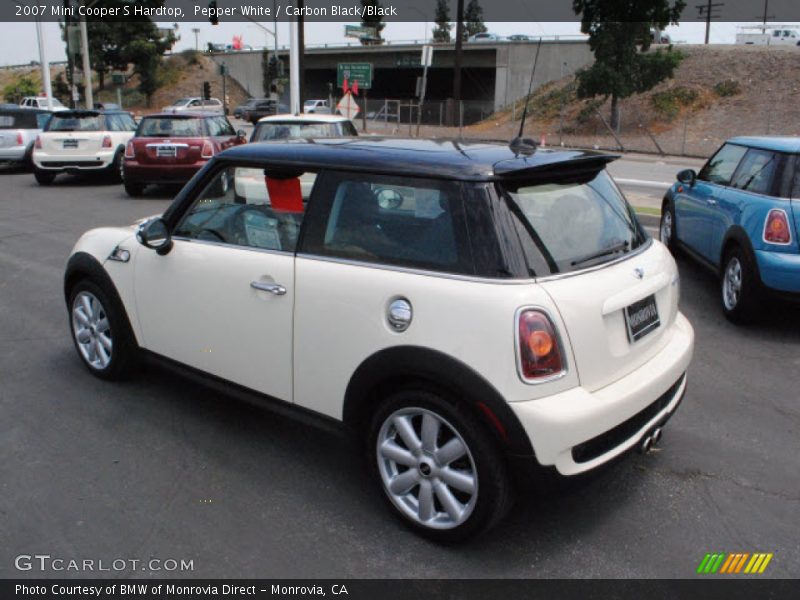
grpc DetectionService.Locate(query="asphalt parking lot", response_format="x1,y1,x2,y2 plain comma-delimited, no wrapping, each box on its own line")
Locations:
1,167,798,579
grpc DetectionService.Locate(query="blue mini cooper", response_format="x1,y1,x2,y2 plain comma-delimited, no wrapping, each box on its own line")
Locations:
660,137,800,323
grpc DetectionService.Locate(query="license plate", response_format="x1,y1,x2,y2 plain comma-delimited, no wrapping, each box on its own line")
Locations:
624,294,660,342
156,146,177,157
63,139,78,149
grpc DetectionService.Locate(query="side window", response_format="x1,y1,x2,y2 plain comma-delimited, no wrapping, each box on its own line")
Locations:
207,116,234,136
106,114,121,132
730,149,779,195
173,164,314,252
301,173,472,274
698,143,748,186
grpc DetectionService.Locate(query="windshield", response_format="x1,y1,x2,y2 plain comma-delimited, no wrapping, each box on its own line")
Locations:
171,98,192,106
499,170,646,276
251,121,356,141
47,113,102,132
0,111,44,129
138,117,203,137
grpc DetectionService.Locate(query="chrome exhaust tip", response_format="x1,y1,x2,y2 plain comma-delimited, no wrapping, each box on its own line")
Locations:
639,435,653,454
651,427,663,446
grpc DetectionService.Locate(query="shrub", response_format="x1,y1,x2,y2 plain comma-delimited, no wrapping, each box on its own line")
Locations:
3,76,39,104
713,79,741,97
651,86,699,119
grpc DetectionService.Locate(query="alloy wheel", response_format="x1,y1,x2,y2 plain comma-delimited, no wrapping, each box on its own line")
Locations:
660,210,673,245
72,291,113,370
376,407,478,530
723,257,742,310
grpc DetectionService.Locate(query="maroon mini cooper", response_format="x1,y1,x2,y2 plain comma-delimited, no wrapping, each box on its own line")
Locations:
122,113,245,196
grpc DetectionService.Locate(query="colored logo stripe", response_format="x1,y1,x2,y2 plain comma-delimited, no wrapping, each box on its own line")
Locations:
697,552,773,574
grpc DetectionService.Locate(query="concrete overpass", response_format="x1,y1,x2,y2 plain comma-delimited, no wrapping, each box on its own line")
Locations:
209,39,592,122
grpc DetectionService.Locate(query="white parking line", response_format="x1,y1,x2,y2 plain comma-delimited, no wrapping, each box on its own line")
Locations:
616,178,673,189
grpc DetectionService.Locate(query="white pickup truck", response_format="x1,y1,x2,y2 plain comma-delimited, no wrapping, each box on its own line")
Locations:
736,26,800,46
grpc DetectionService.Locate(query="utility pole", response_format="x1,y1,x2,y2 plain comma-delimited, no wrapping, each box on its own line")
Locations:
761,0,769,33
297,0,305,108
34,18,54,111
289,21,300,114
192,28,200,51
452,0,464,126
79,3,93,109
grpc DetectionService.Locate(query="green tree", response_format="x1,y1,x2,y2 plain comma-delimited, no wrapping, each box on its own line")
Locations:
3,76,38,104
573,0,685,130
462,0,487,39
432,0,452,42
52,72,71,105
62,1,176,101
359,0,386,45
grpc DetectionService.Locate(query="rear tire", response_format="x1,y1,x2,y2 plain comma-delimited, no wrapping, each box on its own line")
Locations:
109,149,124,183
34,168,56,185
68,278,139,380
366,389,513,542
720,245,760,324
124,181,145,197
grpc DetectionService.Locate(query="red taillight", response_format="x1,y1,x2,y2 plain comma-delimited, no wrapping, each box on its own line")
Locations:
102,135,112,148
34,135,42,149
15,131,24,146
201,140,215,159
124,141,135,159
517,310,565,381
763,209,792,245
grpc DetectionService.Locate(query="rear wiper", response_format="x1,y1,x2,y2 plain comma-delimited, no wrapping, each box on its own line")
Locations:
570,240,629,267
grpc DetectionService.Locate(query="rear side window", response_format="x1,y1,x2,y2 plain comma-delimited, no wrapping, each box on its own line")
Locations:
698,143,748,185
206,117,235,136
0,111,40,129
301,172,472,274
106,113,136,132
730,148,779,195
47,113,102,132
138,117,202,137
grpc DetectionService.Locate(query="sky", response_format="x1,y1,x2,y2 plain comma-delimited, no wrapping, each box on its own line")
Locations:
1,20,796,68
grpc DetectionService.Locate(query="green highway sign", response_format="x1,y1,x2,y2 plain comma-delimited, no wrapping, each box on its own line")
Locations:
344,25,377,39
111,73,125,86
337,63,373,89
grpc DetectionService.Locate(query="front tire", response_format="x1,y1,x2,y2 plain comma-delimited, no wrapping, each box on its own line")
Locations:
34,168,56,185
720,246,760,324
68,279,139,380
367,389,512,542
659,201,679,254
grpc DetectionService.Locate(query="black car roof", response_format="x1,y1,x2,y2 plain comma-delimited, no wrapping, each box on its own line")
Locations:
0,104,51,115
219,138,617,181
52,109,130,116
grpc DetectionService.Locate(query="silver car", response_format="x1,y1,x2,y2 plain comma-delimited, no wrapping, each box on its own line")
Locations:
162,97,225,115
0,105,52,167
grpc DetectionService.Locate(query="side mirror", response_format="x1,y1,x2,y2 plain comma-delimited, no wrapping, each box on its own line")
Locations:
677,169,696,187
236,129,246,139
136,217,172,255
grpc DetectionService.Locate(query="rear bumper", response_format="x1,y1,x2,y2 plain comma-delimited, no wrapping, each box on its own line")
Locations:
123,161,205,185
509,312,694,476
0,146,27,161
33,149,115,171
755,249,800,294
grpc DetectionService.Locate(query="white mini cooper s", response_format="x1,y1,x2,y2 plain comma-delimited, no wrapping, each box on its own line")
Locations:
64,138,694,541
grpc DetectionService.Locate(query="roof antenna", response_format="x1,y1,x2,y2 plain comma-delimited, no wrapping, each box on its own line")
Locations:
510,36,543,155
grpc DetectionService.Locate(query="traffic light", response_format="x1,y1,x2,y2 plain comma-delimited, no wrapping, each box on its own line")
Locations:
208,1,219,25
203,81,211,100
266,56,278,81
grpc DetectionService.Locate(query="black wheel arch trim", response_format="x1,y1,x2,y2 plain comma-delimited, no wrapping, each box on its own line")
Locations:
343,345,535,457
720,226,761,281
63,252,139,345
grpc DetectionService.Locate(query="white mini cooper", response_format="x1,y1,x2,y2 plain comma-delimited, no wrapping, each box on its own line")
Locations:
64,138,694,540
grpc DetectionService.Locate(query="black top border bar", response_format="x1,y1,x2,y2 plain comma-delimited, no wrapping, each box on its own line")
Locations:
5,0,800,23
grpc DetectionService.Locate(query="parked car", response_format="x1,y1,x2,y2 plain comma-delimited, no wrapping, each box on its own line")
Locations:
31,109,137,185
302,99,331,114
250,114,358,142
93,102,120,111
467,32,503,43
19,96,68,111
64,139,693,540
243,100,291,124
233,98,269,120
162,97,224,115
0,104,52,167
507,34,533,41
660,136,800,323
121,112,246,197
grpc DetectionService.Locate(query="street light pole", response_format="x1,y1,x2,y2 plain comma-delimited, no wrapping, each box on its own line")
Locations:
34,18,54,111
79,5,93,109
192,28,200,51
289,21,300,114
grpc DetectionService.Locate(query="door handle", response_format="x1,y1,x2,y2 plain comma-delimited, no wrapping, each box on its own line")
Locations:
250,281,286,295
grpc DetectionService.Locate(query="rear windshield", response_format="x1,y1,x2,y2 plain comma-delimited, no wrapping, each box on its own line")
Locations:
138,117,203,137
499,170,646,276
0,111,49,129
251,120,357,142
46,113,103,132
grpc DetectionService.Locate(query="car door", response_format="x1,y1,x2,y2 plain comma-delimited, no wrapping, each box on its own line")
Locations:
676,143,747,260
133,163,308,402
